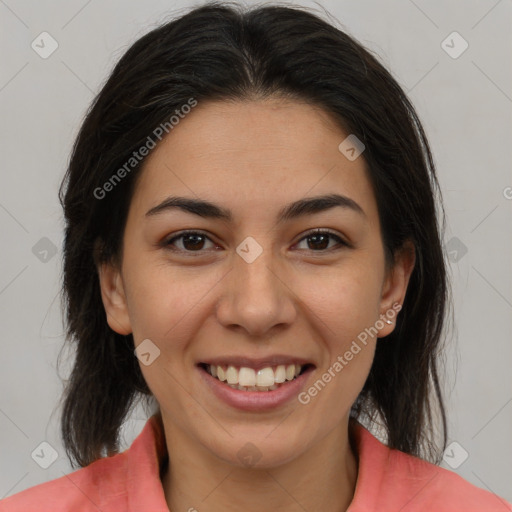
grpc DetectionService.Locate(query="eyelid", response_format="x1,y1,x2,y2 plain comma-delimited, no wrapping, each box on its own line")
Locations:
163,228,349,253
163,229,218,250
297,228,349,246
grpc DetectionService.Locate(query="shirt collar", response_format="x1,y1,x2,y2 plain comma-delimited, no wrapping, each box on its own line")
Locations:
126,413,169,511
124,413,387,511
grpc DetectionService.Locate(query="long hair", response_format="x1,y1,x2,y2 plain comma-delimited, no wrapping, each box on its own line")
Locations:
58,1,450,468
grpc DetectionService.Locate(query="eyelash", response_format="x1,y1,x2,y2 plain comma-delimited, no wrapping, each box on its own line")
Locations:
163,228,348,255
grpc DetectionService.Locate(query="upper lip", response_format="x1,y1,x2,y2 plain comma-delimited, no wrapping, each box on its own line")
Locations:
199,355,315,371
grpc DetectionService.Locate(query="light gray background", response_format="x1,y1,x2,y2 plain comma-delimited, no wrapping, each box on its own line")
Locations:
1,0,511,503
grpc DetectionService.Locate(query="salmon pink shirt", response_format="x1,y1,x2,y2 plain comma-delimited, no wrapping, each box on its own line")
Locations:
1,414,510,511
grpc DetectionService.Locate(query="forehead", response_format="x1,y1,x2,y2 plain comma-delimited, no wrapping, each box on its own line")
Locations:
129,99,378,225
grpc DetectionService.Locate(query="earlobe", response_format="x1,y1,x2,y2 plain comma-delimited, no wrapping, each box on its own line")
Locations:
97,261,132,335
378,240,416,337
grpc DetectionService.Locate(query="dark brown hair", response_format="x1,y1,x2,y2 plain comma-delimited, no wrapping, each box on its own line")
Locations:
58,0,451,468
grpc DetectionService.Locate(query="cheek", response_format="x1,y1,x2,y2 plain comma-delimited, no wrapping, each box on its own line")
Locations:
297,256,384,335
123,257,222,345
294,256,383,393
295,271,380,413
123,239,384,353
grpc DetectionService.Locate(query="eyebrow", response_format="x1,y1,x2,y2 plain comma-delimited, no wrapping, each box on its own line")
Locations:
145,193,366,223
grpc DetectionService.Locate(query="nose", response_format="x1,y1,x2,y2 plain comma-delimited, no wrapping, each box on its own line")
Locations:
215,240,297,338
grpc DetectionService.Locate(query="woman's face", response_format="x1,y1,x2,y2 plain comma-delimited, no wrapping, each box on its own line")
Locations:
99,98,414,468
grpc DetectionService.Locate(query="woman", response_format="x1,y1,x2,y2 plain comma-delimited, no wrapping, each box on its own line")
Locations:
1,2,510,511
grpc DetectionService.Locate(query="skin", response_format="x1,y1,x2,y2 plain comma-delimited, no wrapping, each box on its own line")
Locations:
98,98,415,512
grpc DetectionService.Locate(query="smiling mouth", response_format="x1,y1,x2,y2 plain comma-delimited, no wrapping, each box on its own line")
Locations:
198,362,314,392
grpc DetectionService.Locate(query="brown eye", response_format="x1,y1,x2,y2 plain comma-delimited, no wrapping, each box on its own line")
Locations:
295,229,347,252
165,231,216,252
163,228,347,255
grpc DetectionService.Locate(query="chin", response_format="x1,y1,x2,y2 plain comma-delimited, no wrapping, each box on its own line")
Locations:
204,429,309,470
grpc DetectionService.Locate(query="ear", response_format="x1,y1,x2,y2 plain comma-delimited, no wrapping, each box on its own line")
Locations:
97,260,132,335
377,239,416,338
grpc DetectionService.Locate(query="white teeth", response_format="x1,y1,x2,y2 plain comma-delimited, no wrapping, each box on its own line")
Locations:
274,365,286,383
239,367,256,387
226,365,238,384
285,364,296,381
256,367,274,387
206,363,304,390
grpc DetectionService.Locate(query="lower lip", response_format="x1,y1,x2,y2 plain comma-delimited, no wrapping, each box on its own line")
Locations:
197,365,315,411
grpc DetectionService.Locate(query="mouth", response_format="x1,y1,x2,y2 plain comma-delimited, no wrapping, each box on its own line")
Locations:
197,362,315,392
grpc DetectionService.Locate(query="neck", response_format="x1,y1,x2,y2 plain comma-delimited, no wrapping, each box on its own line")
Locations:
161,416,358,512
